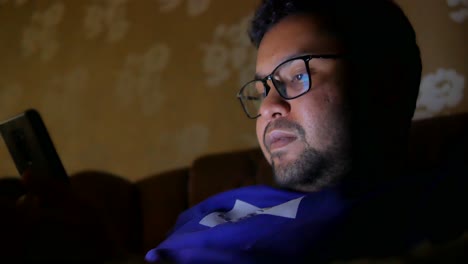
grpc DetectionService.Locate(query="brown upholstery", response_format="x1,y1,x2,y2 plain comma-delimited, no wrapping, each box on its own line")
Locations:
408,113,468,170
188,148,273,207
0,113,466,261
70,171,141,255
136,168,188,253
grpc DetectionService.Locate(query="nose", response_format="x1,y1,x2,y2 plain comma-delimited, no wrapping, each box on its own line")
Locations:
258,83,290,120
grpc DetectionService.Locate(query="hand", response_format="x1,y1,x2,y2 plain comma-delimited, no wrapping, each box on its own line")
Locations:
18,168,70,206
13,169,114,262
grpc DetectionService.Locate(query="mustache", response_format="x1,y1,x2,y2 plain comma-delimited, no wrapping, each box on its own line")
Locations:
263,118,306,148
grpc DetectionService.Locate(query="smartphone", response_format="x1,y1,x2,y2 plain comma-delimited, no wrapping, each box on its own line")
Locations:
0,109,68,184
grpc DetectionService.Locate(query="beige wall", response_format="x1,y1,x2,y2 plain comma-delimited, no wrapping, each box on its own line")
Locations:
0,0,466,181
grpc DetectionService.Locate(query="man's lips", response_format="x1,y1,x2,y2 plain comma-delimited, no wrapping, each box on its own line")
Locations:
265,130,297,151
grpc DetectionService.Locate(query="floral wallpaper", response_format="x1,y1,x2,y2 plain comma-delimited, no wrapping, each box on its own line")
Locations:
0,0,466,181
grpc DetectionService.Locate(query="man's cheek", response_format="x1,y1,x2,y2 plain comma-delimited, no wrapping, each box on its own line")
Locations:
256,121,272,163
256,122,264,146
260,142,272,164
259,139,272,164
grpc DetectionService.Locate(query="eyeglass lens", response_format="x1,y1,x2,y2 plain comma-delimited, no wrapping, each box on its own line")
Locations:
240,58,310,118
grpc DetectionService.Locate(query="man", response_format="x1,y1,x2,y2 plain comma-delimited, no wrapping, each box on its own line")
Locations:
147,0,465,263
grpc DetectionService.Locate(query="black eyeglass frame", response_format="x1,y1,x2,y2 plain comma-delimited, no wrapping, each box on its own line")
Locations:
237,54,344,119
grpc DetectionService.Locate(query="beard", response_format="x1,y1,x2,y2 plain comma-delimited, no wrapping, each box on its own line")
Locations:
266,120,351,193
272,145,349,192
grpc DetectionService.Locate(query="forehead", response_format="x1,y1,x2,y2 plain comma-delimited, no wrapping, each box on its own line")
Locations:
256,14,343,75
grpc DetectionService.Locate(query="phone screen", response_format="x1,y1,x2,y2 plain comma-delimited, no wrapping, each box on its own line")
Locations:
0,109,68,183
0,130,18,179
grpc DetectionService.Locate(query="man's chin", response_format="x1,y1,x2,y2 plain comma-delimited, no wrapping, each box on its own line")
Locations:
270,152,299,183
270,146,337,192
269,144,304,165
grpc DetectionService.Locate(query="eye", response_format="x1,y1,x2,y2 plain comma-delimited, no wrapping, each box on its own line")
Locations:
288,72,310,95
290,72,309,85
294,74,305,81
286,67,309,85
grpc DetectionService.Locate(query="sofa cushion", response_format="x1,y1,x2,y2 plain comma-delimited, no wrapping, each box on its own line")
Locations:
71,170,140,257
136,168,189,252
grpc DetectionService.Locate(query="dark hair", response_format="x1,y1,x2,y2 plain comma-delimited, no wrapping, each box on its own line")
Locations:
248,0,422,123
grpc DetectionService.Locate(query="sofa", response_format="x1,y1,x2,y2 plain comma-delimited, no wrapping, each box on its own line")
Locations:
0,113,467,262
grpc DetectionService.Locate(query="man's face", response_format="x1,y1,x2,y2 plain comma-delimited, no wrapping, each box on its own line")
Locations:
255,15,352,192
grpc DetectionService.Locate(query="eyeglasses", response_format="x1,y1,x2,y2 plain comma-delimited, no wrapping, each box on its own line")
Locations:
237,54,344,119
